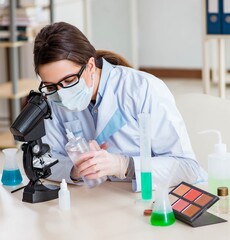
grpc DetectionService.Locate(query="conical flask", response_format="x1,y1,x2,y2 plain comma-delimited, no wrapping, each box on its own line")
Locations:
1,148,23,186
150,185,175,226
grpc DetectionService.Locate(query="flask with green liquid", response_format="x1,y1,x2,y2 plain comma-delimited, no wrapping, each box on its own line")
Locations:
150,185,175,226
150,160,179,227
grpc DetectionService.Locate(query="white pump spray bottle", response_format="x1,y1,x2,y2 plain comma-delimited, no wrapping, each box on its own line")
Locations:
199,129,230,195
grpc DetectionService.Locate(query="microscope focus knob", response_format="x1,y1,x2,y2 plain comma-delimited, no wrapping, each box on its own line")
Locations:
32,145,40,154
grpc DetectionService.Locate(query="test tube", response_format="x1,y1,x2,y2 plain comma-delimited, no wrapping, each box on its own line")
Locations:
138,113,152,200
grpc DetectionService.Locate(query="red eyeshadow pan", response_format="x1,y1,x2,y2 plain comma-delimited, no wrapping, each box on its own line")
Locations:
172,199,189,212
183,189,202,201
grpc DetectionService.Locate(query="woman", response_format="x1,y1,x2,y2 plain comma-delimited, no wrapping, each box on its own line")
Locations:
34,22,206,191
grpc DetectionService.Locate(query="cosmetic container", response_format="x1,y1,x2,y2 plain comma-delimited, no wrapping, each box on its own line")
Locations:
65,129,106,188
1,148,22,186
217,187,229,214
58,179,71,210
200,130,230,195
169,181,227,227
138,113,152,200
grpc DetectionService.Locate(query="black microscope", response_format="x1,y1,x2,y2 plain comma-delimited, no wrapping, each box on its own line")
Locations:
10,91,60,203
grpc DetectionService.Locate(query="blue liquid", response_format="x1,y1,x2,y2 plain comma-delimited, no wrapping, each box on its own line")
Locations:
1,169,23,186
141,172,152,200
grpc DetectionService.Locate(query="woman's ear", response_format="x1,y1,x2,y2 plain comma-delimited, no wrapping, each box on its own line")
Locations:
87,57,96,74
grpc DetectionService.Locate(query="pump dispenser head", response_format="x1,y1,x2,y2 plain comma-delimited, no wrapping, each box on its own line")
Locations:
199,129,226,155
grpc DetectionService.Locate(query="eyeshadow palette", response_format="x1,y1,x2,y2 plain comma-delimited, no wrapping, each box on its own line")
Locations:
169,181,227,227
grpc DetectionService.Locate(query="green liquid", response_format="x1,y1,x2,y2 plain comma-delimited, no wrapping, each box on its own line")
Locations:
209,177,230,200
150,211,175,226
141,172,152,200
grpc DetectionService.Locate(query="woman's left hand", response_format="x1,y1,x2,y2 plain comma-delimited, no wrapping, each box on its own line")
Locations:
75,148,129,180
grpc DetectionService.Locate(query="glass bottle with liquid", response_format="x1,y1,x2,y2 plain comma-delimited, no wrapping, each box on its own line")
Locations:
203,130,230,195
150,184,175,226
65,129,106,188
1,148,23,186
217,186,229,214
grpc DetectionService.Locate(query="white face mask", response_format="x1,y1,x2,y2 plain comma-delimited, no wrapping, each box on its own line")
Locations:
48,77,94,111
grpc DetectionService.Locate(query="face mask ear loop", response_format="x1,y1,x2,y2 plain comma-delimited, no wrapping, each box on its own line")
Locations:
86,61,96,86
91,73,95,81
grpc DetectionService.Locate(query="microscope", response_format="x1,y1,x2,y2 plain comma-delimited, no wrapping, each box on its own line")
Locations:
10,91,60,203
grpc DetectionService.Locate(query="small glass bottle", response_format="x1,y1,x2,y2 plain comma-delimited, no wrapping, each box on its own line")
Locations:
217,186,229,214
58,179,71,210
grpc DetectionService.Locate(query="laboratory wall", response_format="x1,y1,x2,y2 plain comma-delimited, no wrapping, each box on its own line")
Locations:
1,0,210,83
139,0,203,68
1,0,226,121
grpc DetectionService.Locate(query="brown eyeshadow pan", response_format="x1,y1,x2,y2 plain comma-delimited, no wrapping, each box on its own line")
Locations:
173,183,190,196
194,194,213,207
182,204,201,217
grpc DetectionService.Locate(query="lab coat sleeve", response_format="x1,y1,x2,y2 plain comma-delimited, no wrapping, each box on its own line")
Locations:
131,78,207,192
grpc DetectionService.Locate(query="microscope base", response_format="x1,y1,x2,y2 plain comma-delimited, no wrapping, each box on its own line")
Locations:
22,182,60,203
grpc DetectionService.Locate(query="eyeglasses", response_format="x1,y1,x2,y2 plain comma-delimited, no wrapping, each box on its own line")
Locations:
39,65,86,95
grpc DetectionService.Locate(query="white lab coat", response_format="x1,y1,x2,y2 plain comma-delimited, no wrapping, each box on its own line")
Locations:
43,58,207,191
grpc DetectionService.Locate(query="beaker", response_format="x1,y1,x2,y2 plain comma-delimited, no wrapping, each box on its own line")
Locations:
1,148,23,186
150,185,175,226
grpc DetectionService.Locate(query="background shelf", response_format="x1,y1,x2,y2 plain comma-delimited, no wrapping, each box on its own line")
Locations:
0,79,39,99
0,130,17,149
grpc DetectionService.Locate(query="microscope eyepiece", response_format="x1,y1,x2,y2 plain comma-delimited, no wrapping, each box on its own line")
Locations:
10,91,52,142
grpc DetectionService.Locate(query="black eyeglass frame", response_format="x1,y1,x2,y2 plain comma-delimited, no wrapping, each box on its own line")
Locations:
38,64,86,96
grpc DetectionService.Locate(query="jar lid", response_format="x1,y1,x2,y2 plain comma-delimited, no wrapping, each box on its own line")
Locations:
217,187,229,196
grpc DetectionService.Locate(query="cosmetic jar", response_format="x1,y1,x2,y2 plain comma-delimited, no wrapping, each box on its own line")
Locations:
217,187,229,214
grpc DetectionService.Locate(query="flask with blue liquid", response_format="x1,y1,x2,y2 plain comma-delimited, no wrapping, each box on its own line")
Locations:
1,148,23,186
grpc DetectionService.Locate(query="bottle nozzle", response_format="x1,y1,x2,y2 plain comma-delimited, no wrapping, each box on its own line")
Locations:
66,128,74,140
61,179,67,190
199,129,222,144
199,129,226,154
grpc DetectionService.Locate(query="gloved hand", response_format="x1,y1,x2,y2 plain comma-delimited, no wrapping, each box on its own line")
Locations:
77,150,129,179
72,140,130,180
70,140,106,180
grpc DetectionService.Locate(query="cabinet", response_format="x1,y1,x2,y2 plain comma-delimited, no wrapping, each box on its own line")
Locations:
202,0,230,99
0,0,54,148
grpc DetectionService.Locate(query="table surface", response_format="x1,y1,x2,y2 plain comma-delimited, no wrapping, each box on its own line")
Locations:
0,152,230,240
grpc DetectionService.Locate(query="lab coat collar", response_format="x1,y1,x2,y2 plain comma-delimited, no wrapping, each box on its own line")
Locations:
95,58,126,145
96,58,114,99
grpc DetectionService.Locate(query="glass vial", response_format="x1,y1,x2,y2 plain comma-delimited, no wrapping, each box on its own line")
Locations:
217,187,229,214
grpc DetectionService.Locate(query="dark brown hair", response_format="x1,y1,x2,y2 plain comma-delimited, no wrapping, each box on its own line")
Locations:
34,22,131,74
